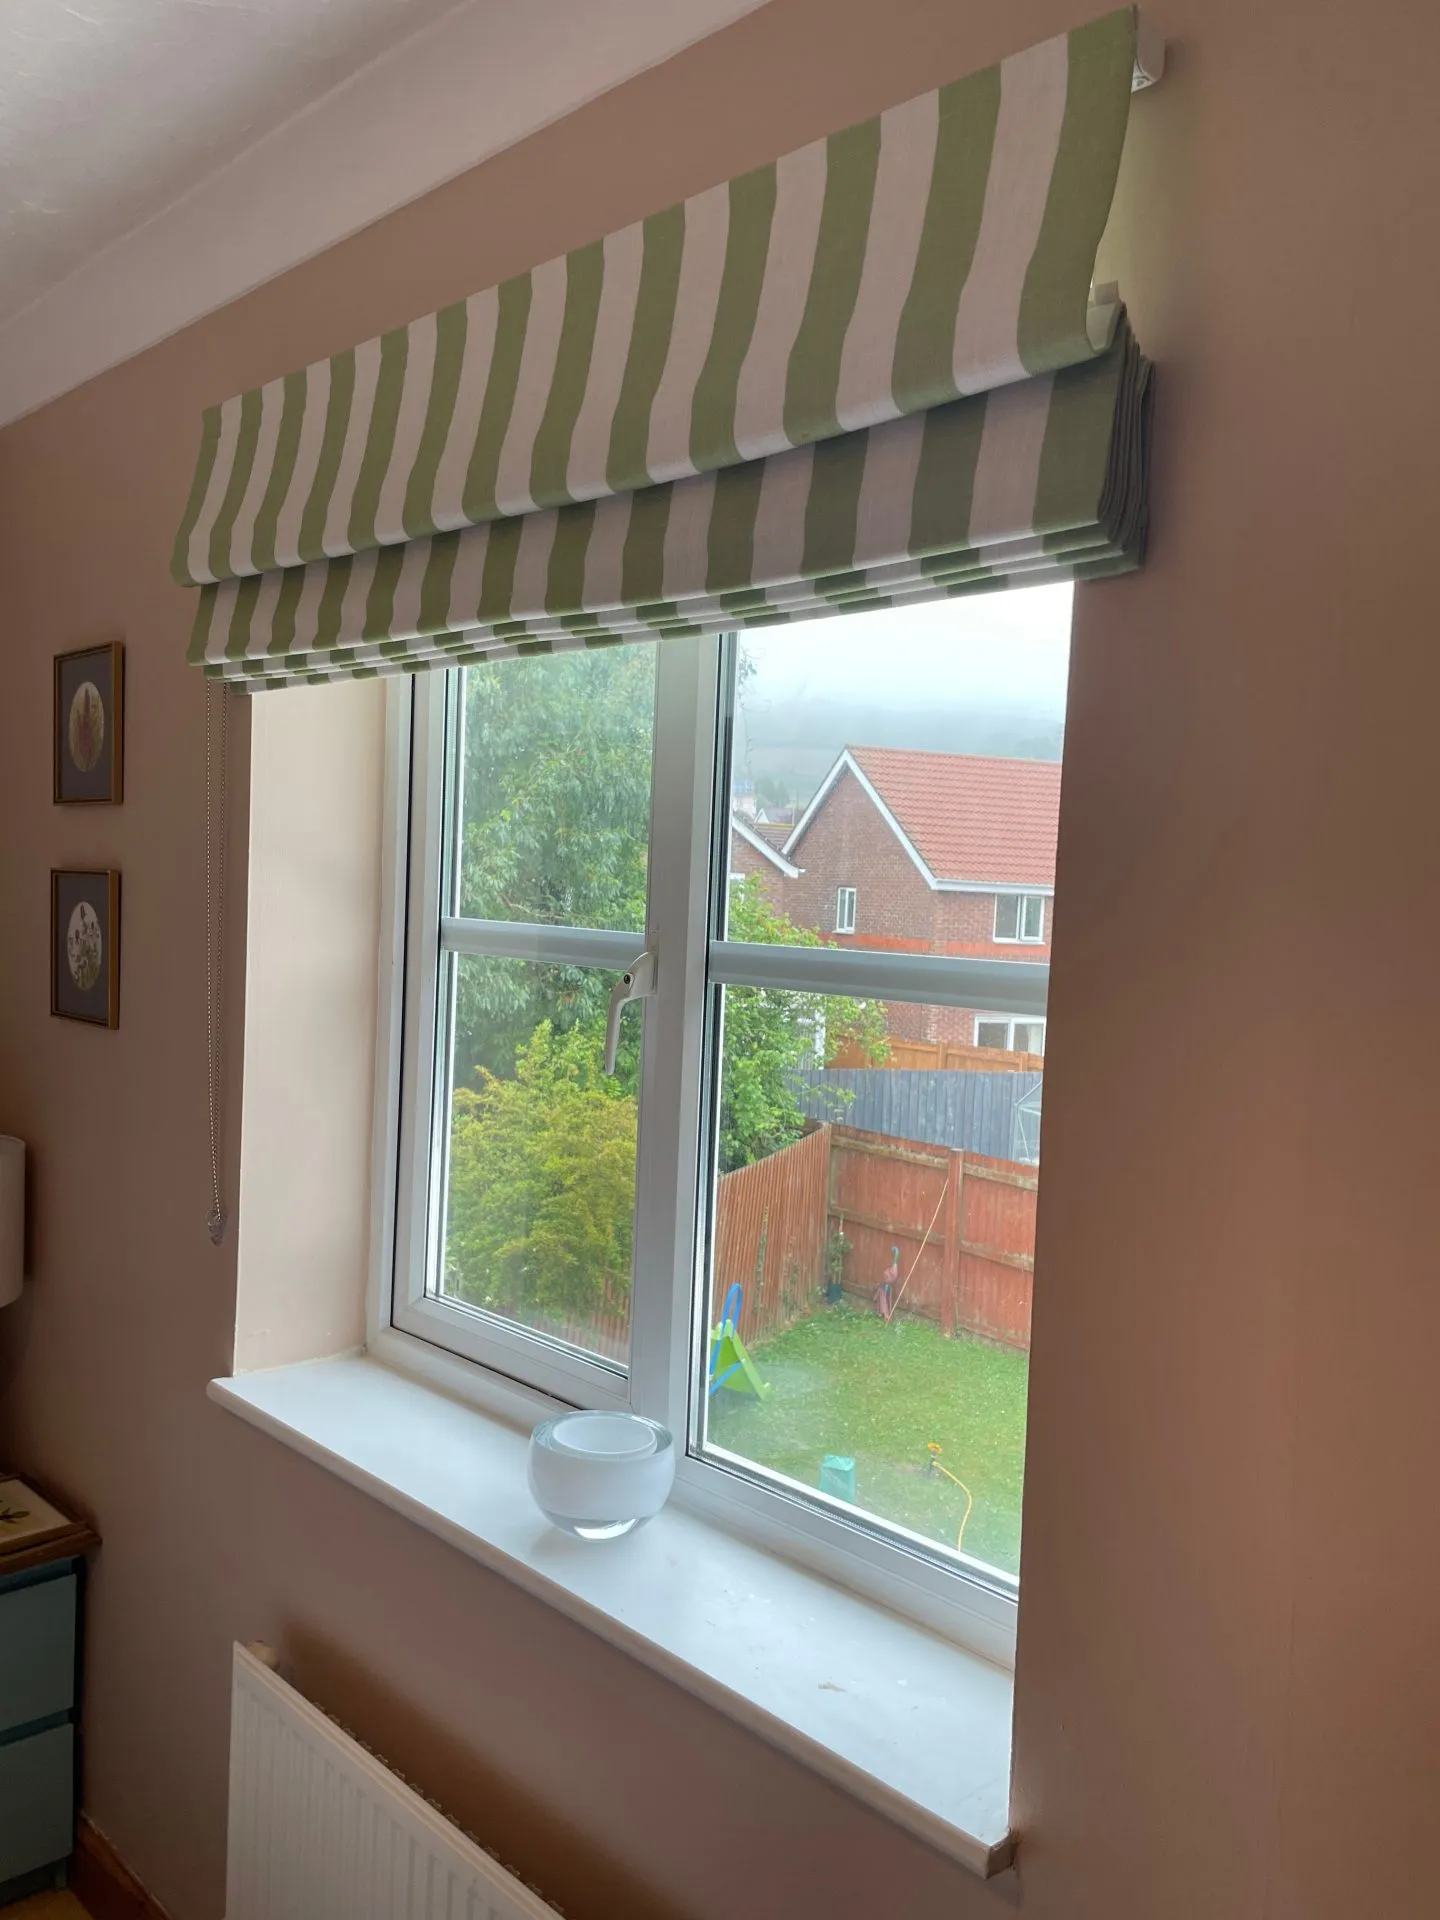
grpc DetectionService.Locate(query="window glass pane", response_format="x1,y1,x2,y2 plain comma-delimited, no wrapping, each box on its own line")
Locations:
724,593,1067,960
702,986,1040,1581
706,594,1067,1586
437,954,639,1366
456,647,656,932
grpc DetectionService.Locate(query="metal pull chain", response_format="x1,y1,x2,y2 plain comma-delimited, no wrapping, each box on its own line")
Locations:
204,678,231,1245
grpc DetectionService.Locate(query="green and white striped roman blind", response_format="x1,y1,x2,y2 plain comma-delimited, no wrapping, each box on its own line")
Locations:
174,7,1151,687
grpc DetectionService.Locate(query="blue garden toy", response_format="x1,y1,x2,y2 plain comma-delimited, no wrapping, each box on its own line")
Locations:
707,1282,771,1399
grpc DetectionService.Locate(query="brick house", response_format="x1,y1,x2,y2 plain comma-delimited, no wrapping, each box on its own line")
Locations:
733,746,1059,1052
728,813,799,903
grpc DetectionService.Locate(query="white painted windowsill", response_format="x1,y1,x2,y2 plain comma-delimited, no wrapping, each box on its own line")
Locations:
210,1354,1016,1877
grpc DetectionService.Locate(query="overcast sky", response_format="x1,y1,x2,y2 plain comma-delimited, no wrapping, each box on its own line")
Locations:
739,585,1073,721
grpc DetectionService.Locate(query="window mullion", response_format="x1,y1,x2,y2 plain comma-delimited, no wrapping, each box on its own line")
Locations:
627,634,722,1429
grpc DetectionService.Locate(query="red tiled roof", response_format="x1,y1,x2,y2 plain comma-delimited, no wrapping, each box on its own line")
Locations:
826,746,1061,886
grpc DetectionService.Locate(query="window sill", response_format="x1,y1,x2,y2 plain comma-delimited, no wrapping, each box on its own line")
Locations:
209,1352,1016,1878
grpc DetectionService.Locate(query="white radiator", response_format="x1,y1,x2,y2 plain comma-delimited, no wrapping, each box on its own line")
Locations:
227,1643,562,1920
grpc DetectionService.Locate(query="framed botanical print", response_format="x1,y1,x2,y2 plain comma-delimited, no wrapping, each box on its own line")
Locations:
51,870,121,1028
54,640,124,804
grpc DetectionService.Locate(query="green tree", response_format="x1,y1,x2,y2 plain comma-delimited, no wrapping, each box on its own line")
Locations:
446,1021,637,1319
717,877,888,1171
443,883,887,1317
455,646,655,1082
443,648,889,1318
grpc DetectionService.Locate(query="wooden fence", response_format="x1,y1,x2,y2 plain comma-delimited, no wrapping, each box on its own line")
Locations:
832,1035,1045,1074
525,1286,629,1365
707,1121,1036,1352
537,1117,1036,1363
516,1130,832,1366
708,1123,833,1348
826,1126,1035,1350
790,1065,1041,1163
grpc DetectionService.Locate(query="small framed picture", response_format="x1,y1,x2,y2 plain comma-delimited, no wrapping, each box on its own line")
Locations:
51,869,121,1028
54,640,124,804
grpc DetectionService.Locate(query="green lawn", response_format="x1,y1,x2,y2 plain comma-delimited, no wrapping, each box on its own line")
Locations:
707,1305,1029,1577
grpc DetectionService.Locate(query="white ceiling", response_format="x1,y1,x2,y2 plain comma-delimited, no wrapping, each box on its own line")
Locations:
0,0,470,326
0,0,769,424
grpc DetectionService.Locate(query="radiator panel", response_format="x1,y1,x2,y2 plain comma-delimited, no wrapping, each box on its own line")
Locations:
228,1643,561,1920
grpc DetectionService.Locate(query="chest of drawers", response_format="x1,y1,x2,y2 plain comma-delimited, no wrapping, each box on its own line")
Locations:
0,1550,88,1904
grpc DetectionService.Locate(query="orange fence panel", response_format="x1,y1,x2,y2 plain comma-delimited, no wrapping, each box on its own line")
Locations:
827,1127,1035,1350
832,1036,1045,1074
710,1124,833,1346
556,1120,1036,1363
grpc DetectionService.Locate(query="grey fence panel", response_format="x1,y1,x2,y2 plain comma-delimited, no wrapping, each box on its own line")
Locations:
790,1068,1044,1162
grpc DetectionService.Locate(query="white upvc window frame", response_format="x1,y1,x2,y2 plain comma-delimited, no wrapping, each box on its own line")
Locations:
834,885,858,934
993,892,1047,944
371,636,1051,1666
974,1015,1048,1053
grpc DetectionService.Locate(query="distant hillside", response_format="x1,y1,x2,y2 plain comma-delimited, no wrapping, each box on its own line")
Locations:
733,699,1064,813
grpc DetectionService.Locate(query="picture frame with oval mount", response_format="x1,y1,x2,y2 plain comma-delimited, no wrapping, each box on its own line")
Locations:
54,639,124,804
51,869,121,1028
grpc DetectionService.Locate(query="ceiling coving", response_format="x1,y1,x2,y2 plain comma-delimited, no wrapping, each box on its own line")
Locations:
0,0,767,426
0,0,468,326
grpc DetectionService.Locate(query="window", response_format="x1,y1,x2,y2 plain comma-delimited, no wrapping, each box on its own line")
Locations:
390,646,657,1403
993,893,1046,943
388,596,1067,1647
975,1017,1046,1054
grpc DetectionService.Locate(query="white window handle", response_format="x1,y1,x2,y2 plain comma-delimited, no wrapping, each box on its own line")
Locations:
603,951,657,1074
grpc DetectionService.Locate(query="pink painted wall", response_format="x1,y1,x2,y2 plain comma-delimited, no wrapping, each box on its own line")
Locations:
2,2,1439,1917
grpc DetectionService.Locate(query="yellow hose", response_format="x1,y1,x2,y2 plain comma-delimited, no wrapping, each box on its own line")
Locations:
931,1457,975,1555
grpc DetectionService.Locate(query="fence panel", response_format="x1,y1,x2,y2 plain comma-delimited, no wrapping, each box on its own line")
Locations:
834,1036,1046,1074
791,1067,1042,1163
710,1124,833,1346
524,1290,629,1366
826,1129,1035,1350
552,1122,1036,1364
956,1153,1036,1349
826,1126,951,1324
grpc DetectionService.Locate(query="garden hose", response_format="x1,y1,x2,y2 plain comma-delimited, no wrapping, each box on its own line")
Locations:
888,1179,950,1319
927,1448,975,1555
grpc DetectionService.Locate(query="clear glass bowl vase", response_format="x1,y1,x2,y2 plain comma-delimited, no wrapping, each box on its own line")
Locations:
527,1411,676,1540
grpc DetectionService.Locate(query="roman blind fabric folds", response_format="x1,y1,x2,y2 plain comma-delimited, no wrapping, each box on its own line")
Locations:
175,8,1151,687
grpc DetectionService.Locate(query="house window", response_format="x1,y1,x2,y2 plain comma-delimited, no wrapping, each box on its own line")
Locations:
975,1017,1046,1054
388,599,1065,1648
993,893,1046,943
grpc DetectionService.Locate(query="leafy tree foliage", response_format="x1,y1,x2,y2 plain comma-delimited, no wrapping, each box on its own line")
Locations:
442,649,887,1316
446,1022,636,1320
718,877,887,1172
454,646,655,1083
